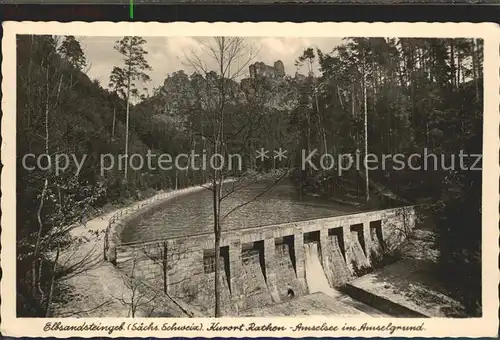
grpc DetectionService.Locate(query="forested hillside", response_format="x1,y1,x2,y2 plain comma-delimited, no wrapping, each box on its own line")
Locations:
16,35,169,316
16,35,483,316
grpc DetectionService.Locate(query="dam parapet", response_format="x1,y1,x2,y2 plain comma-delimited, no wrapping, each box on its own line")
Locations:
112,205,416,316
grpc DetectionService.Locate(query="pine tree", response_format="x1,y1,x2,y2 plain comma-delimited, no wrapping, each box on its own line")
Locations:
109,36,152,183
58,35,87,70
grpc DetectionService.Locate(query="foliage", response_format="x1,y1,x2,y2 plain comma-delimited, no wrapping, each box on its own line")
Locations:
57,35,87,70
16,35,155,316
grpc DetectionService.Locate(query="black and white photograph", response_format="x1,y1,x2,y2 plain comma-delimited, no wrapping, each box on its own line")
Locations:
1,22,498,338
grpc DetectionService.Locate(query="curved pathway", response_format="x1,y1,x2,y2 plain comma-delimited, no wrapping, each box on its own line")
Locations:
53,190,194,317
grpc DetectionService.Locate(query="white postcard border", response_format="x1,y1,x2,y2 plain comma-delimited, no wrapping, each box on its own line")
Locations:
1,21,499,338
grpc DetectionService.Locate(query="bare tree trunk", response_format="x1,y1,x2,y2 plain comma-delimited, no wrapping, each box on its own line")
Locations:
45,247,60,317
362,47,369,202
213,131,222,317
450,41,456,89
201,135,206,184
477,39,483,79
33,65,51,300
27,36,34,129
130,259,137,317
213,176,221,317
351,82,355,118
162,241,168,294
124,39,133,183
472,38,480,101
314,88,328,156
213,37,226,318
337,85,345,111
112,107,116,139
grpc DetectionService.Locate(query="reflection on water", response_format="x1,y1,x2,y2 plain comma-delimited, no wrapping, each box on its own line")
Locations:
121,179,358,243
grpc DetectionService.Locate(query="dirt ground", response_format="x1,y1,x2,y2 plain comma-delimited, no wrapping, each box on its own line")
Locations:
241,292,388,317
347,223,468,318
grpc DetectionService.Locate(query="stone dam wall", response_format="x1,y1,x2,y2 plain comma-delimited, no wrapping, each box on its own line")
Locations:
113,206,416,316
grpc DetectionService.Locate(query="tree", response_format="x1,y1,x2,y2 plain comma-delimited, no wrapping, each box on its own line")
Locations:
185,37,290,317
361,41,369,202
16,35,108,317
58,35,87,71
296,48,328,159
109,36,152,183
184,37,251,317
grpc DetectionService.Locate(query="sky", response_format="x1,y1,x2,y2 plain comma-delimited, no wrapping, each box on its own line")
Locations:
78,36,343,94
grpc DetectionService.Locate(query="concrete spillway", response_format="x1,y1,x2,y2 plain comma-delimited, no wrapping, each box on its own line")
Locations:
272,244,304,301
350,231,371,270
240,251,273,310
370,227,384,259
304,242,341,298
182,260,236,316
325,235,352,287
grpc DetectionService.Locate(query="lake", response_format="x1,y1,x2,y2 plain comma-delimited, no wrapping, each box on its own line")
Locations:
121,179,359,243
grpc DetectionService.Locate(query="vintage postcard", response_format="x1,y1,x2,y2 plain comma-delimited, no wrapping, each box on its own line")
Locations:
1,21,499,337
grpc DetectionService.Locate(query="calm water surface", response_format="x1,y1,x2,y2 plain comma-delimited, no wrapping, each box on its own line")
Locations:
121,179,358,243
